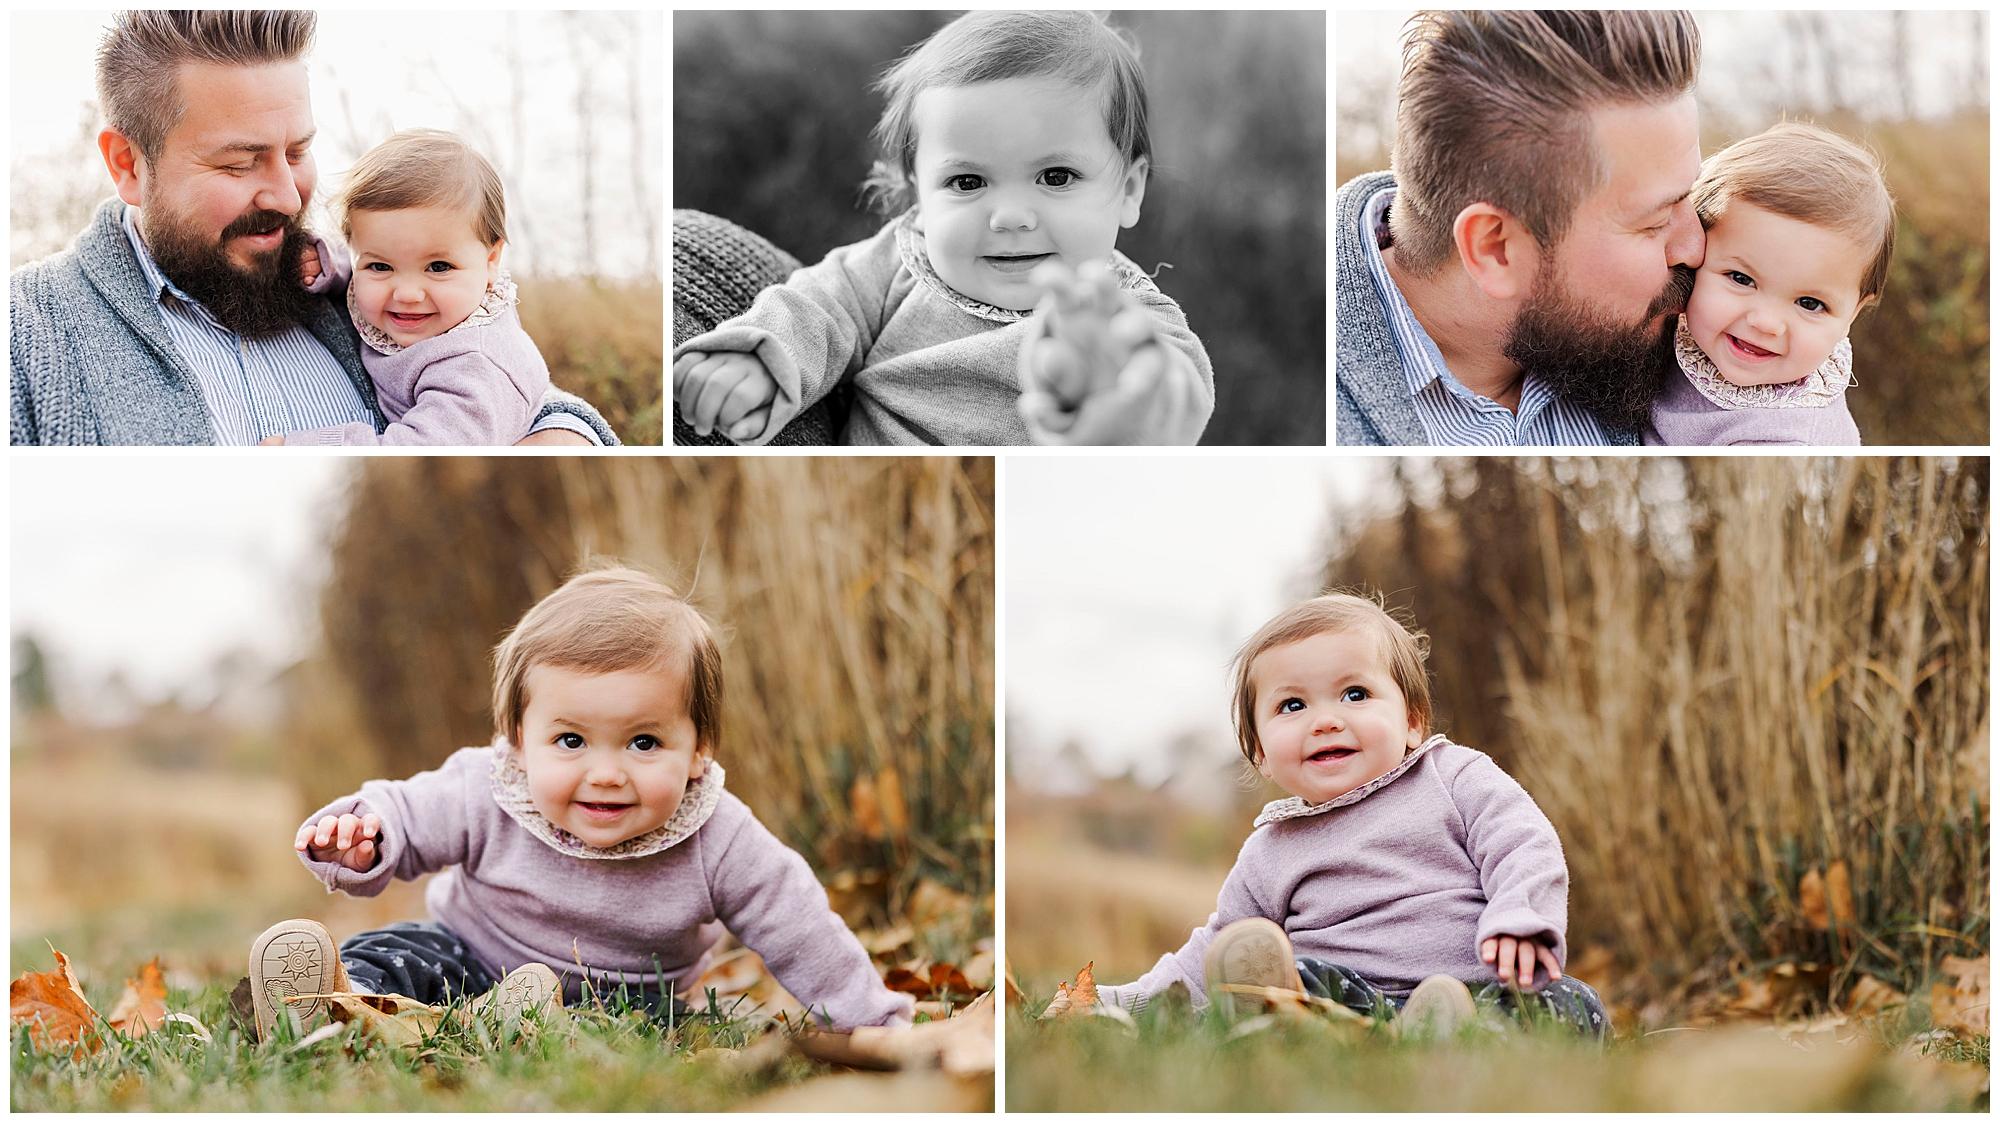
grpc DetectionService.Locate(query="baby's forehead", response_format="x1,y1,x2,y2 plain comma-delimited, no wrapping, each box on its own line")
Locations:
1250,624,1394,683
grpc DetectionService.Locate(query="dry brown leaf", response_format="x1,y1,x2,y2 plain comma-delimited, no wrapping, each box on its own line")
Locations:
305,991,444,1051
926,962,974,998
1825,861,1857,926
906,879,973,931
1929,954,1989,1037
108,957,168,1038
876,767,909,835
1215,983,1370,1028
1848,975,1906,1017
851,775,883,841
857,924,916,957
9,946,98,1057
1002,958,1025,1007
884,967,932,999
961,947,995,990
1800,868,1830,930
808,989,996,1075
1040,962,1096,1019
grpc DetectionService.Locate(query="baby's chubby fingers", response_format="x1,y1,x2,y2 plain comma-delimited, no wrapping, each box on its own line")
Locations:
671,351,709,397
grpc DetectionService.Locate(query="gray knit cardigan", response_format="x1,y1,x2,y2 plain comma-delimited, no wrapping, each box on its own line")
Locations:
1333,171,1638,446
11,198,617,446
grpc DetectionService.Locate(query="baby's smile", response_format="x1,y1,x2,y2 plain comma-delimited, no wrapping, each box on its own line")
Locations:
981,251,1055,275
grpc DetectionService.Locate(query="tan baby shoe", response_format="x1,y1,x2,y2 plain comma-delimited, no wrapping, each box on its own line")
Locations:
1202,917,1301,1018
248,918,351,1042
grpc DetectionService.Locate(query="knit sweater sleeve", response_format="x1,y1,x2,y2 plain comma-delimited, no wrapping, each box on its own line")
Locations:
1097,833,1275,1014
672,224,900,445
295,747,483,896
701,798,914,1028
1445,752,1569,978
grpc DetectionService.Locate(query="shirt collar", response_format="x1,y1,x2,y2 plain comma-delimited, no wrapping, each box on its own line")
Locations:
1360,186,1572,436
122,204,226,330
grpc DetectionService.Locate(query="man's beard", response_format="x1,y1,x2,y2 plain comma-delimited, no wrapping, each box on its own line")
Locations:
142,206,318,339
1502,264,1696,433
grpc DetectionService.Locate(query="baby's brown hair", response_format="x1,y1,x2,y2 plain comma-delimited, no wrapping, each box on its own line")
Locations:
339,128,507,247
491,565,722,752
1691,121,1897,306
1230,592,1433,767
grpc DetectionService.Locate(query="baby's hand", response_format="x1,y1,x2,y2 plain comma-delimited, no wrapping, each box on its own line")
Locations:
1022,259,1158,412
299,241,322,288
257,434,285,446
296,812,383,873
673,350,778,441
1480,935,1561,989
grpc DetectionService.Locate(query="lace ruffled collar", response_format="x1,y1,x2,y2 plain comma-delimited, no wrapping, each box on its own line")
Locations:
489,741,725,859
1675,314,1853,411
351,270,519,357
889,208,1154,324
1252,734,1447,828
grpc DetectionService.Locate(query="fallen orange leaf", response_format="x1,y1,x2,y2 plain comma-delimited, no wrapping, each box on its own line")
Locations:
1826,861,1857,926
1800,868,1830,930
926,962,974,998
108,957,168,1038
1002,958,1024,1006
1041,962,1097,1019
10,945,99,1057
883,967,932,998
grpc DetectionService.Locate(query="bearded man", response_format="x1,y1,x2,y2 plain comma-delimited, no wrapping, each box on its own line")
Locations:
11,10,610,446
1335,10,1705,446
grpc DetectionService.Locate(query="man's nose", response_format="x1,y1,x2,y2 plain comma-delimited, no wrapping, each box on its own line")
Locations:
1665,197,1704,270
252,160,302,216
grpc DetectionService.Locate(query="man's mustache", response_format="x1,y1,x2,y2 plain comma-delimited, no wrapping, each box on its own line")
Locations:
1649,265,1697,319
220,208,301,243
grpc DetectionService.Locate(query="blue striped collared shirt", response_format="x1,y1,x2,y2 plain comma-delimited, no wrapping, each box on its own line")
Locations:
1359,186,1609,446
123,205,377,445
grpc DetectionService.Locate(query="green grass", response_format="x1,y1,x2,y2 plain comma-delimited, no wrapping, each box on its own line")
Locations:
12,977,828,1111
1006,995,1990,1112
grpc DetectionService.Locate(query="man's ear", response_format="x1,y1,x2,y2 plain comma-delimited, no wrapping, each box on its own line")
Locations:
1118,156,1150,228
99,129,147,208
1452,202,1541,302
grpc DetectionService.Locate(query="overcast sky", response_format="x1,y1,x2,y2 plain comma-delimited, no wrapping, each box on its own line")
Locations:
11,457,352,707
1006,456,1391,783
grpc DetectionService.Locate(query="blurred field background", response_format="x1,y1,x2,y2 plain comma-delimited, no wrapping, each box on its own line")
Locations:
1336,12,1989,446
1008,457,1987,1053
673,11,1325,445
10,12,663,443
13,458,992,1025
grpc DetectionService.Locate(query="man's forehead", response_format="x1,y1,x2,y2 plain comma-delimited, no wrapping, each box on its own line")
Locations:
1588,96,1701,217
168,60,315,145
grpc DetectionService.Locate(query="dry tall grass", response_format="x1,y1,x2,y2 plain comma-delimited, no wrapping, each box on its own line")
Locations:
1324,457,1988,1014
283,458,993,920
515,276,665,445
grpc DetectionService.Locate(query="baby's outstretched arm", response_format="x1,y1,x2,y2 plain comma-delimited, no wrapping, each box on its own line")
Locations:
673,350,777,442
1481,934,1561,989
295,811,381,873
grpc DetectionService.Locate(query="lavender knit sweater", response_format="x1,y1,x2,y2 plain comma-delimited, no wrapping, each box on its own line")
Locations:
1098,739,1569,1012
299,745,913,1028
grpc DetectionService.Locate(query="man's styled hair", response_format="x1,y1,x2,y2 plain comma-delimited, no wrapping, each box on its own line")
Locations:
491,566,723,753
862,10,1150,215
96,10,317,166
1691,121,1898,306
339,129,508,247
1229,592,1434,768
1390,10,1702,275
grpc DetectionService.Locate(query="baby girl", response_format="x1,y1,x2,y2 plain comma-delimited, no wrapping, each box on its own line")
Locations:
672,10,1215,446
247,567,912,1039
1647,122,1896,446
1095,593,1606,1037
264,129,552,446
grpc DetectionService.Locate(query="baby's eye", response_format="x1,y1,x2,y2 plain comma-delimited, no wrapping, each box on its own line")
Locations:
1276,697,1305,714
1795,296,1828,313
425,260,455,274
1038,167,1080,188
362,262,393,273
628,735,661,753
1724,270,1756,289
556,732,586,750
944,174,984,193
1341,686,1371,703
